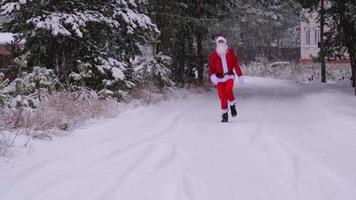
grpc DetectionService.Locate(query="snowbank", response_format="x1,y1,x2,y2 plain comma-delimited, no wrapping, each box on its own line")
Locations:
244,62,352,82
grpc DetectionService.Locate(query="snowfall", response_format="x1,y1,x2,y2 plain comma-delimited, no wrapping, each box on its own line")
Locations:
1,77,356,200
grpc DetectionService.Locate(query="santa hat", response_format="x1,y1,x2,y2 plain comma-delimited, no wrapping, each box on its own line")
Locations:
215,33,227,44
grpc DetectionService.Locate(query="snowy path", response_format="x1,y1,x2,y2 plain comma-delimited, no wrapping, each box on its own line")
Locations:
1,77,356,200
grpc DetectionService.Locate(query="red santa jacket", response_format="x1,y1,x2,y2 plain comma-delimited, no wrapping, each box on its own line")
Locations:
208,48,243,78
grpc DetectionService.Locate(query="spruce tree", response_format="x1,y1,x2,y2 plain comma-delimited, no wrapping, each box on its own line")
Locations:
0,0,159,95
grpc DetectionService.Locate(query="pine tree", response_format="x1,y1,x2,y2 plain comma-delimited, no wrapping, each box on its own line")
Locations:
0,0,159,96
235,0,301,48
0,73,10,106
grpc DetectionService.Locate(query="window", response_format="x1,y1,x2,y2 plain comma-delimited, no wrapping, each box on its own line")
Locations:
314,29,320,46
306,29,311,45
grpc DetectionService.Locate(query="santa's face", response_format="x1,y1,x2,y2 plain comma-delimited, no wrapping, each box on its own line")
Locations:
216,40,228,56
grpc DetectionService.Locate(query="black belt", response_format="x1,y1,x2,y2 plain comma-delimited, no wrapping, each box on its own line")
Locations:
216,72,234,78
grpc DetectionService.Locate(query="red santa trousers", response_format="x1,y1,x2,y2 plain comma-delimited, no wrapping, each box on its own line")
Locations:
216,79,236,113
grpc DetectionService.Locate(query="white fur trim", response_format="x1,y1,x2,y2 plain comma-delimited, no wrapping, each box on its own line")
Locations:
229,100,236,106
216,75,235,83
210,74,218,85
220,52,229,73
222,109,228,113
216,36,227,44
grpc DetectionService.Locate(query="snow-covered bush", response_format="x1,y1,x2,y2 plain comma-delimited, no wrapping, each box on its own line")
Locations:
133,53,174,90
0,67,60,108
244,62,352,82
68,61,135,101
0,73,10,107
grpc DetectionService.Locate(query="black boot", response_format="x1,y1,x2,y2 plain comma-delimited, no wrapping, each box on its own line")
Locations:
221,112,228,123
230,104,237,117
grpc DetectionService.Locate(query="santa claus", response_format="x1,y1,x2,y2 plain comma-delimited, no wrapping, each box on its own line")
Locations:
208,34,244,122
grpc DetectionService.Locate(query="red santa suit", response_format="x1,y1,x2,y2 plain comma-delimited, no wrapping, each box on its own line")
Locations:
208,36,243,113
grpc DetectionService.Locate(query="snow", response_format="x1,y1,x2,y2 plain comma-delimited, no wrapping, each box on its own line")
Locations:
0,0,32,14
0,32,16,44
27,11,119,38
0,32,25,45
114,6,159,34
1,77,356,200
96,57,126,80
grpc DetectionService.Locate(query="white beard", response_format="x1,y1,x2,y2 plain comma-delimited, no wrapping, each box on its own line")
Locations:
216,43,228,56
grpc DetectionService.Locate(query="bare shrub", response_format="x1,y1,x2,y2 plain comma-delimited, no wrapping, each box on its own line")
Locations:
0,131,18,157
130,86,170,105
0,86,199,157
0,90,119,137
34,92,118,131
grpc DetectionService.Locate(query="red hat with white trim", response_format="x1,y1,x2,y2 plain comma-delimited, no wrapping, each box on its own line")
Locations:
216,33,227,44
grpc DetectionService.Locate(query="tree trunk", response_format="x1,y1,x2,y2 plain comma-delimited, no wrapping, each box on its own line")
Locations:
176,30,187,86
187,34,194,86
320,0,326,83
195,0,204,85
351,54,356,94
196,32,204,84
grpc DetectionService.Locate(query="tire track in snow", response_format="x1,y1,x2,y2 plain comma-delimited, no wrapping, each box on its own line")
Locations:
275,135,356,198
4,77,356,200
3,106,173,192
0,128,150,199
54,98,198,200
179,175,203,200
0,121,154,193
94,101,199,200
96,144,175,200
0,99,198,200
23,144,151,200
247,129,356,199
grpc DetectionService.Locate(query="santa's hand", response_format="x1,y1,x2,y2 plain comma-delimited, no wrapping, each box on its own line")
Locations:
210,75,218,85
238,76,245,85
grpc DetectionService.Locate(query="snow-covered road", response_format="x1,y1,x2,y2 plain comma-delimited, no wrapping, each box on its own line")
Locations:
1,77,356,200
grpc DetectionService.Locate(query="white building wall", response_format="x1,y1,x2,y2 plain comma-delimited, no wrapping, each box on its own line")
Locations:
300,7,349,64
300,11,321,62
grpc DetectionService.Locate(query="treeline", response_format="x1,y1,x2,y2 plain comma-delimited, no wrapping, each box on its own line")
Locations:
0,0,303,108
149,0,301,85
0,0,167,107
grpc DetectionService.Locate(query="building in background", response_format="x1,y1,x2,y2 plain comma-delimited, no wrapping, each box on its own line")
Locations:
300,10,350,64
300,12,320,64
